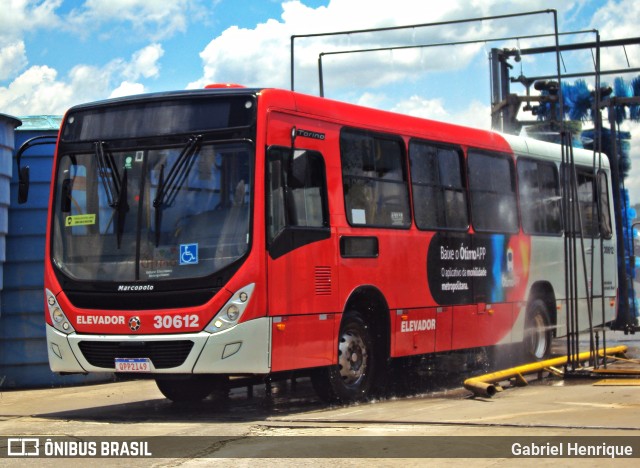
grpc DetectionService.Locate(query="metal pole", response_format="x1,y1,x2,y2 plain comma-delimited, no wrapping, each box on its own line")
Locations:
291,35,296,91
318,53,325,97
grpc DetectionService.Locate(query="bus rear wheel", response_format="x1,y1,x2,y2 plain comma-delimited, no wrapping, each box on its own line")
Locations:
523,299,552,361
155,375,229,403
312,311,376,403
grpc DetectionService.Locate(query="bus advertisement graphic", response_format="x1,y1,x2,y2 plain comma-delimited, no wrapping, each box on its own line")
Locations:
427,232,530,305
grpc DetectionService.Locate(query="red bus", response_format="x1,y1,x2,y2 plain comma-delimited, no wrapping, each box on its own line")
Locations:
36,86,617,402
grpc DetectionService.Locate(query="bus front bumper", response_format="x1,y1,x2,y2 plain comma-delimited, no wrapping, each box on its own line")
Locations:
46,317,272,375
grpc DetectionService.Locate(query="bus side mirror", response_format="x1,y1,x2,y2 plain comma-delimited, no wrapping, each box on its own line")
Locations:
18,166,29,204
15,134,58,204
60,178,72,213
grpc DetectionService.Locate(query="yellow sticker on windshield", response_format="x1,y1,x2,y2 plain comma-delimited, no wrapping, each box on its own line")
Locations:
65,214,96,227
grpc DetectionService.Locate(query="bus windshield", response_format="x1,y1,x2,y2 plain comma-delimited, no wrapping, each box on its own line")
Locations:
52,140,252,283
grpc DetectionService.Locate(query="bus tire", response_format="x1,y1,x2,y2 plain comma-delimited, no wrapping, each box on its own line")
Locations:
312,311,376,403
522,299,552,361
155,375,229,403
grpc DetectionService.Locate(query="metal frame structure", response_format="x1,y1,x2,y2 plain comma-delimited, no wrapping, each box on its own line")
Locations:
289,10,640,373
492,35,640,341
290,10,561,94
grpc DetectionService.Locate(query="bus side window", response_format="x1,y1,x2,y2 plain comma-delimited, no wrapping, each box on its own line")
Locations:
562,166,600,238
517,158,561,235
266,146,329,246
577,170,599,237
468,150,519,233
597,170,613,239
409,139,468,230
340,129,411,228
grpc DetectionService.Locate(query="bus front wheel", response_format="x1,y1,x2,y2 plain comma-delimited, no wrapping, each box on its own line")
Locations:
312,311,376,403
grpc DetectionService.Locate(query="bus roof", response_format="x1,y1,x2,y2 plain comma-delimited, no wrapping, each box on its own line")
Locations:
501,132,610,169
263,88,512,154
63,86,610,170
65,87,263,112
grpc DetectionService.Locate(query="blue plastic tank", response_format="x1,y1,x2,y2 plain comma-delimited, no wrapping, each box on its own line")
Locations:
0,115,112,388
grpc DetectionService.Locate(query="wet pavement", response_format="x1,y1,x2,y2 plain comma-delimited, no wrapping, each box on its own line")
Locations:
0,329,639,466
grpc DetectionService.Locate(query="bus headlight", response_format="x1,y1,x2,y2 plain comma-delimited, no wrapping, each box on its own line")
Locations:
205,283,255,334
226,305,240,321
46,289,75,335
52,308,64,323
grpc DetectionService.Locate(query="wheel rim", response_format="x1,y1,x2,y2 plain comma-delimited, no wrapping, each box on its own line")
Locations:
337,329,368,386
527,313,548,360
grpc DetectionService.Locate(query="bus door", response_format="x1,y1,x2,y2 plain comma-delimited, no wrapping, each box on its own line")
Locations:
265,119,339,371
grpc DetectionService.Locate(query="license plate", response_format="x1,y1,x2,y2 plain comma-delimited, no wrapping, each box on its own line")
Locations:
114,357,152,372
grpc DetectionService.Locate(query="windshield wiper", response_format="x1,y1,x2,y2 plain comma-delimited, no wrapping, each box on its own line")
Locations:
94,141,128,248
115,169,128,248
153,135,203,246
94,141,121,207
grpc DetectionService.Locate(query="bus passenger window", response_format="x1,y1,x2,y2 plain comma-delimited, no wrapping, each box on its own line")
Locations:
598,171,613,239
517,158,561,235
409,140,468,230
468,150,518,233
340,129,410,228
577,171,599,237
562,166,600,238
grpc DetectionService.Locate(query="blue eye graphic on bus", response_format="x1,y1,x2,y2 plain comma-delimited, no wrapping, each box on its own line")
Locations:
506,247,514,273
179,243,199,265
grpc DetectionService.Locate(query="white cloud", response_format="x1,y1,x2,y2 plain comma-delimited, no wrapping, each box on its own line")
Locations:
188,19,290,90
0,0,62,43
110,81,146,98
0,41,28,80
587,0,640,73
190,0,587,98
355,92,390,110
122,44,164,80
391,95,491,129
0,44,161,115
338,92,492,130
590,0,640,40
392,95,450,121
66,0,200,41
0,65,69,115
451,100,493,130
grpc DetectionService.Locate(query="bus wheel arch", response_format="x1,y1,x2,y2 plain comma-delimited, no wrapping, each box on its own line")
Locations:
528,281,557,334
343,286,391,361
312,286,390,402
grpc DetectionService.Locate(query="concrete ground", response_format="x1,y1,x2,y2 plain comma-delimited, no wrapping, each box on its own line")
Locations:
0,329,639,466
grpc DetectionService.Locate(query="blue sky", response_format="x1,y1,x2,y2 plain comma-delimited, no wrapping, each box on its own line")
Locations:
2,0,640,199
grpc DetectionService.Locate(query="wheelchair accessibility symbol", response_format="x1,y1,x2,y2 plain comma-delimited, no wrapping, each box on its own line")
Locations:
179,243,199,265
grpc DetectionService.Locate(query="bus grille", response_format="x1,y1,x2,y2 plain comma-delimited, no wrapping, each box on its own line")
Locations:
78,340,195,369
